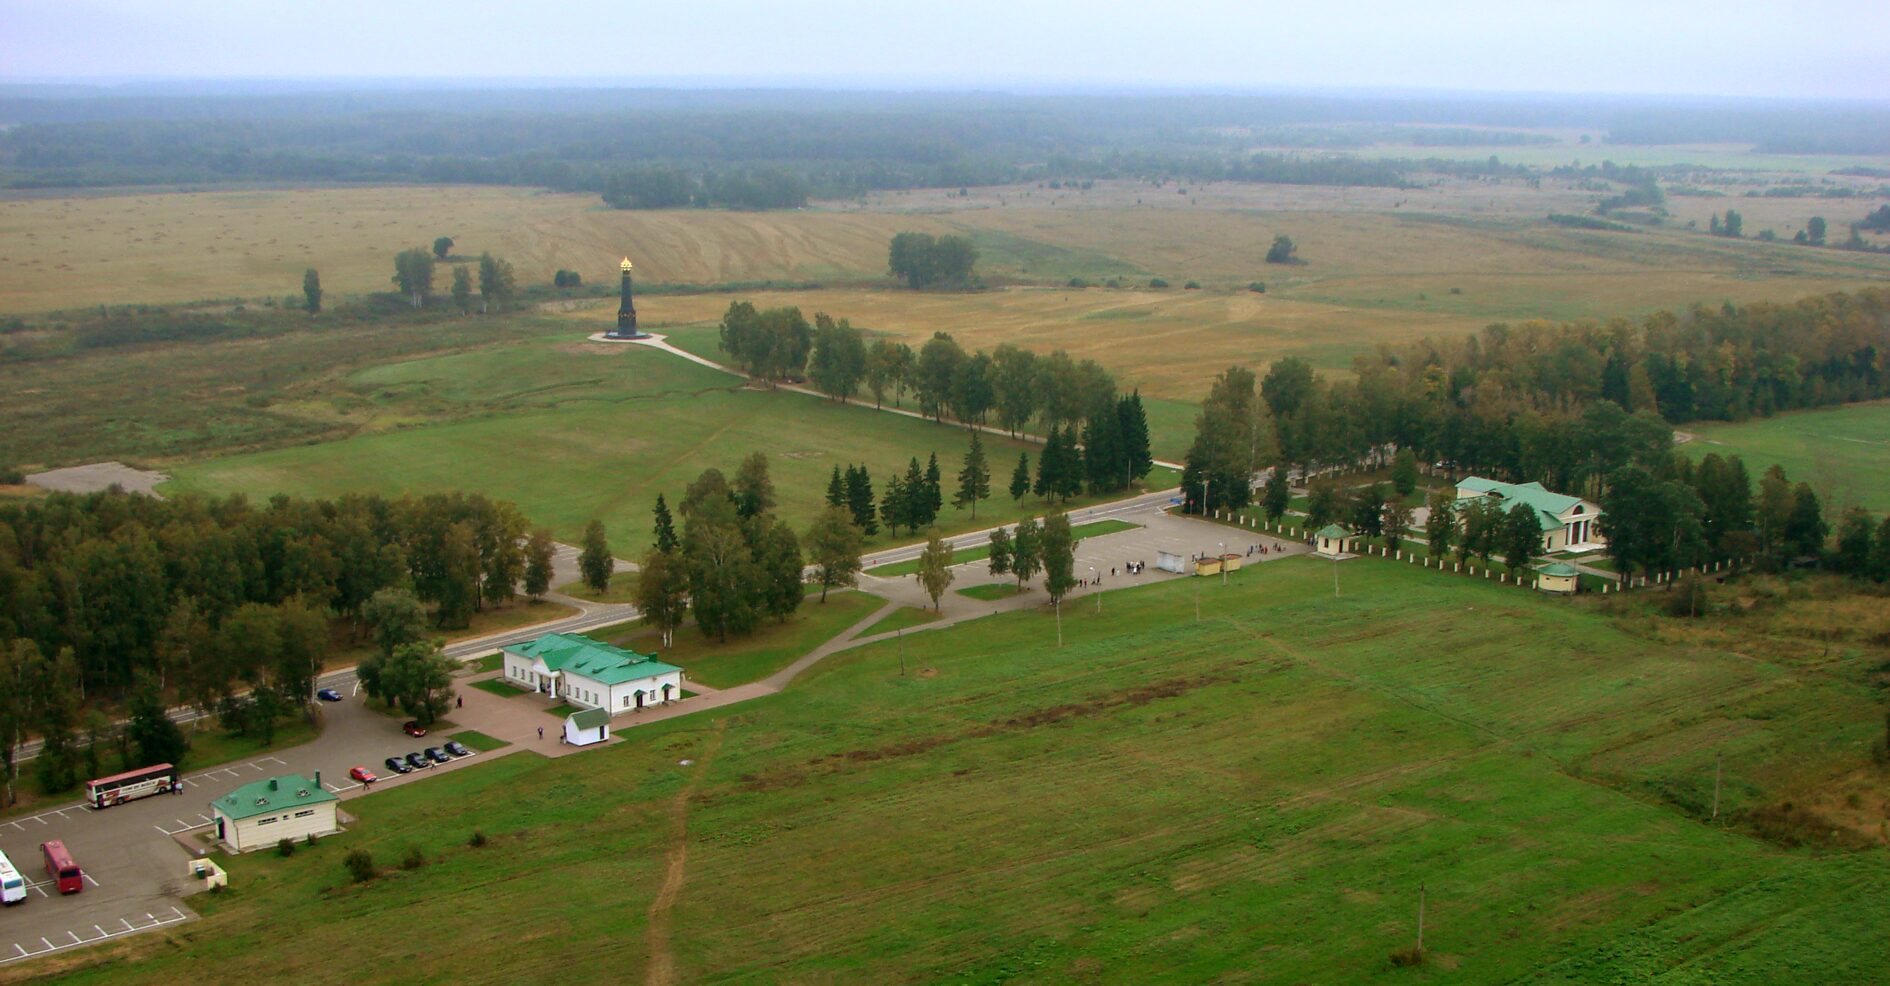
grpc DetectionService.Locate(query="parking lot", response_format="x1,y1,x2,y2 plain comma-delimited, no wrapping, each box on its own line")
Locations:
0,687,513,968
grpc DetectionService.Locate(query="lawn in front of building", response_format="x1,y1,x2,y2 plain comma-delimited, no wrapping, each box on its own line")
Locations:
587,590,886,689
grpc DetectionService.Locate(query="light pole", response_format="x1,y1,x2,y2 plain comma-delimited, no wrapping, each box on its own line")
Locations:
1055,597,1063,648
898,627,906,676
1089,566,1100,613
1218,541,1226,587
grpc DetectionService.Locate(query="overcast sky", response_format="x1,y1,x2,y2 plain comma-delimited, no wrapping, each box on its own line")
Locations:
3,0,1886,100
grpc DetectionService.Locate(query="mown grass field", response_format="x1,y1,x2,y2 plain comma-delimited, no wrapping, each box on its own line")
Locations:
32,558,1889,984
163,335,1174,551
587,590,883,689
1683,400,1890,513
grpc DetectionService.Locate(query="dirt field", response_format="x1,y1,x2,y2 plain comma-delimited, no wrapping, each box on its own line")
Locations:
5,173,1885,317
0,186,949,312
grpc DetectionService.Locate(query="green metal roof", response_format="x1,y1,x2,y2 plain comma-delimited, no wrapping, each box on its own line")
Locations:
568,707,611,731
212,774,336,822
1456,478,1596,532
510,632,681,685
1315,524,1352,538
1535,562,1579,577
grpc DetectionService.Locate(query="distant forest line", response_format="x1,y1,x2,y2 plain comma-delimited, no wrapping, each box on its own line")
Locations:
2,88,1886,197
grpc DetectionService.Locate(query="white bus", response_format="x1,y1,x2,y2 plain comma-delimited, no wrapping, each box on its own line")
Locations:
0,850,25,905
85,763,179,808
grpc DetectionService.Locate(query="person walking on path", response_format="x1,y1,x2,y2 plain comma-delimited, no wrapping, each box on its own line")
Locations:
538,726,544,740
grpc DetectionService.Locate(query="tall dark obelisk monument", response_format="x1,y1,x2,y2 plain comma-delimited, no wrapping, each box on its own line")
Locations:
611,257,643,338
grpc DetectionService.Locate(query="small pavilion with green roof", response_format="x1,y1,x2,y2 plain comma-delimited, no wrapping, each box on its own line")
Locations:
501,632,685,716
1534,561,1580,594
1313,523,1355,558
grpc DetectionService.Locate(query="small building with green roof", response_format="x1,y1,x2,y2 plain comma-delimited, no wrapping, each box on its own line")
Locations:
1534,561,1580,594
1455,477,1606,553
210,773,339,852
501,632,685,716
1313,524,1355,558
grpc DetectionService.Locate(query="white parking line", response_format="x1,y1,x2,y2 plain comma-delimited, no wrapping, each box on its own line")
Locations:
82,872,99,888
0,908,191,966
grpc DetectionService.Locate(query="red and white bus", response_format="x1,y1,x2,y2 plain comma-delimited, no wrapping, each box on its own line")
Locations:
85,763,179,808
39,841,81,895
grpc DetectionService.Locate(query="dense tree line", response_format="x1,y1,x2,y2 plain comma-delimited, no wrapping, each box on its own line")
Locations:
719,303,1137,444
0,489,557,709
1185,289,1889,515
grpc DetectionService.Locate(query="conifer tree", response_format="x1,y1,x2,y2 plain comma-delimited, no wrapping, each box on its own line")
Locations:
1034,428,1061,498
826,466,846,508
924,453,944,524
652,495,679,554
1119,391,1153,482
845,465,878,536
880,474,909,537
1010,452,1031,501
954,432,991,519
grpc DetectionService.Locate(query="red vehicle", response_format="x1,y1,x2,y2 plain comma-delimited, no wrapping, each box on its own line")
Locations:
40,841,82,895
85,763,179,809
348,766,377,784
401,721,427,738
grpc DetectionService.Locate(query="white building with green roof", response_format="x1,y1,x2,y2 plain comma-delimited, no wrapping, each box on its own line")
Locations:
1455,477,1606,553
210,773,339,852
502,632,684,716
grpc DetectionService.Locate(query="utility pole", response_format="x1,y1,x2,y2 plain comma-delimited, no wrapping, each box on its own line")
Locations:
1219,541,1227,587
1194,571,1201,623
1090,567,1100,613
1055,598,1063,648
1333,556,1341,597
898,627,906,677
1416,882,1426,957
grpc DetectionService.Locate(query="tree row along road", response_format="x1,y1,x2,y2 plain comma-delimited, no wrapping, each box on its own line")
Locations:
12,338,1180,763
596,331,1184,471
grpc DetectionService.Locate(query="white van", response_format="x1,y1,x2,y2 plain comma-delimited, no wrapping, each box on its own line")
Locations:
0,851,24,904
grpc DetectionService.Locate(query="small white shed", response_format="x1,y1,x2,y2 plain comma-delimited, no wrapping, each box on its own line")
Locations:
565,707,611,747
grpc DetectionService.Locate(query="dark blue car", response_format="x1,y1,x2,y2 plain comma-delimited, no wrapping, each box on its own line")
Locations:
316,688,343,702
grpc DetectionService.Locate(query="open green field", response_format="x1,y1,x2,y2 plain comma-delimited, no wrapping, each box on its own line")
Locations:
588,590,884,689
40,558,1890,984
1684,401,1890,513
162,336,1172,551
858,605,943,637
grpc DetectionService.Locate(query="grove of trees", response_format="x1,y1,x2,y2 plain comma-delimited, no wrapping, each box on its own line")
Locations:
888,233,978,289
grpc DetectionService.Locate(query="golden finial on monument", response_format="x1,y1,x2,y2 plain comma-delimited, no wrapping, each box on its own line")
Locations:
620,257,633,271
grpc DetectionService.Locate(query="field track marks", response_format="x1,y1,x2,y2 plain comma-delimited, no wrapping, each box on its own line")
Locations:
644,720,728,986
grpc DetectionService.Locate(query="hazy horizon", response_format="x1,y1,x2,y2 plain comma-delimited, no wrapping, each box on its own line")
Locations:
4,0,1886,101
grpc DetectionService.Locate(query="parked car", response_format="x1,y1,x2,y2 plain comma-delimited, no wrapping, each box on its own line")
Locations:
383,756,412,775
404,752,431,771
316,688,343,702
425,747,451,765
402,721,427,738
348,766,377,784
443,740,470,758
